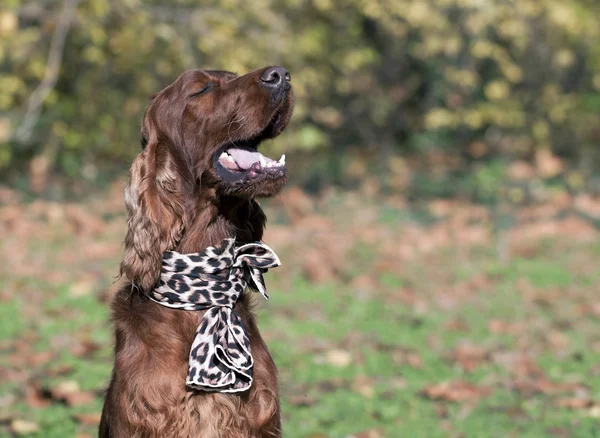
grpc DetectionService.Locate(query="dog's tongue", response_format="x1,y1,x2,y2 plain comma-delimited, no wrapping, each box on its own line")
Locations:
227,148,266,170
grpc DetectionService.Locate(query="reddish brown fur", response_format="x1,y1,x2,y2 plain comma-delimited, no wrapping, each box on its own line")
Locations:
100,67,293,437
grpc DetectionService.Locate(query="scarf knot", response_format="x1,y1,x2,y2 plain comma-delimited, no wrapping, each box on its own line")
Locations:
148,238,280,393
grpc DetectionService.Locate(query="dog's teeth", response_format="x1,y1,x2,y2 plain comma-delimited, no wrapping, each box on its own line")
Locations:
220,152,228,159
259,156,266,168
279,154,286,165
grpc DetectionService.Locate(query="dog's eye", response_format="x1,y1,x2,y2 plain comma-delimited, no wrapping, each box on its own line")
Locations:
189,83,212,97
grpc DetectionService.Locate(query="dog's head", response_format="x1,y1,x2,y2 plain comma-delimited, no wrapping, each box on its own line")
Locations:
141,67,293,198
122,67,294,289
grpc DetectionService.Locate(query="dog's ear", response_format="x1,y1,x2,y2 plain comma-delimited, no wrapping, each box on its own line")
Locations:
120,118,186,290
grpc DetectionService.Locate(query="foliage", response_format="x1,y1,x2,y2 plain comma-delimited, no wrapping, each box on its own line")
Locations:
0,0,599,192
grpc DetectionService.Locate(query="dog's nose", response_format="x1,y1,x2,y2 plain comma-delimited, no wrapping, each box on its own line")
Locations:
260,66,290,91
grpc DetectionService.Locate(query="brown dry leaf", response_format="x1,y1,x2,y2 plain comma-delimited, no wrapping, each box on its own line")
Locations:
74,412,103,425
391,347,423,369
24,385,51,408
429,200,455,217
546,427,572,438
69,339,101,358
288,394,317,407
350,428,384,438
351,275,376,295
406,351,423,369
444,318,470,332
450,342,489,372
487,319,524,335
421,381,492,403
575,193,600,216
317,378,345,393
588,405,600,418
351,375,376,399
507,161,535,181
69,278,96,298
547,330,570,352
554,398,594,410
0,186,22,204
512,378,586,397
10,419,40,434
492,351,544,379
50,380,95,407
47,364,75,376
536,150,564,179
64,390,96,407
325,349,352,368
302,249,335,283
29,350,54,366
276,186,314,223
468,141,487,159
65,205,105,236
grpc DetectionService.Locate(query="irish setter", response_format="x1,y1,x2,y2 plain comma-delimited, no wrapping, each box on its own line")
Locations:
100,66,294,437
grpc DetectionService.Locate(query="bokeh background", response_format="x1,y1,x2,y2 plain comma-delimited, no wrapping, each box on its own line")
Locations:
1,0,600,437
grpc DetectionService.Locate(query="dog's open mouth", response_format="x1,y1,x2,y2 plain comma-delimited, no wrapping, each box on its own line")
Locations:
214,146,286,182
212,110,288,183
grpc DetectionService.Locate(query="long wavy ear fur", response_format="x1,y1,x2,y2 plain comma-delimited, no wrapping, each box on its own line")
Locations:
120,127,185,291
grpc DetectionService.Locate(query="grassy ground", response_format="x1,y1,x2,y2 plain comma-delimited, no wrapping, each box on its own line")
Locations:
1,187,600,437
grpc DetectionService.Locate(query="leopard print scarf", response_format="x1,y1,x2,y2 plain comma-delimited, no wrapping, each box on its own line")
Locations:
147,238,280,393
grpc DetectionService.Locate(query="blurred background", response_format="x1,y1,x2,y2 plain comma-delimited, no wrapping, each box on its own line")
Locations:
1,0,600,437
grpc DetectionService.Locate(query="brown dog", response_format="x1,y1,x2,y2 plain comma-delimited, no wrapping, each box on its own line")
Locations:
100,67,294,438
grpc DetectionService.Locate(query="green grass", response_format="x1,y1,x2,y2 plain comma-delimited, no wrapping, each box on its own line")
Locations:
2,221,600,437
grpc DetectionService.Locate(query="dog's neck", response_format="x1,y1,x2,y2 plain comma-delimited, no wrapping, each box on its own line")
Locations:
176,191,265,255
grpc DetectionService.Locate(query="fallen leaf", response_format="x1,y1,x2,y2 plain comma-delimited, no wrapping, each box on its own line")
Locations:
588,405,600,418
536,150,564,179
546,427,572,438
449,342,489,372
317,378,345,393
351,375,376,399
52,380,80,395
391,347,423,369
487,319,524,335
325,349,352,368
276,187,314,223
0,393,16,409
24,385,51,408
547,330,570,352
554,398,594,409
28,350,54,366
11,419,40,434
64,390,95,407
507,161,535,181
444,318,470,332
349,428,384,438
74,412,102,425
47,364,74,376
421,381,492,403
69,278,96,297
511,378,587,397
288,394,317,407
69,339,101,358
50,380,95,407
